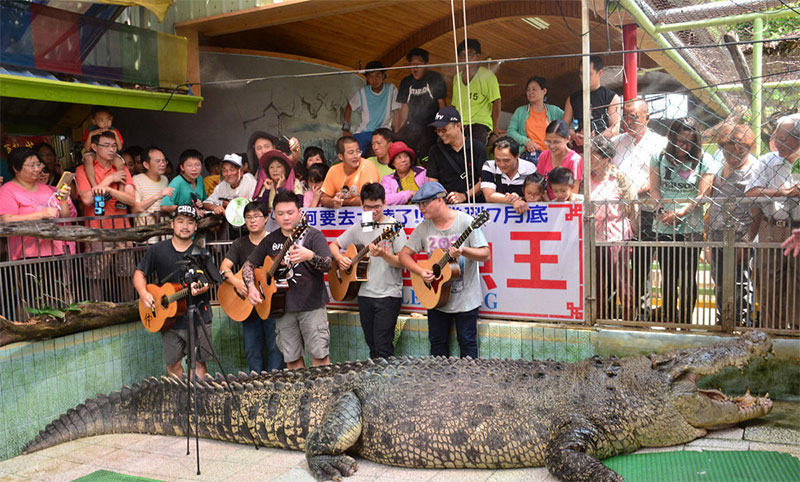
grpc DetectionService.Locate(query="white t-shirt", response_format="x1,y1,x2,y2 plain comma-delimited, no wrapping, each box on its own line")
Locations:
610,129,667,198
335,215,407,299
405,211,488,313
206,173,257,205
745,151,800,221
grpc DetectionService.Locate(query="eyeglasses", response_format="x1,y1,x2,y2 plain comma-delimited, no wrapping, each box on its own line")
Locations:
362,204,384,211
245,215,264,222
96,143,117,149
150,158,167,164
22,162,44,170
418,198,439,208
344,149,362,156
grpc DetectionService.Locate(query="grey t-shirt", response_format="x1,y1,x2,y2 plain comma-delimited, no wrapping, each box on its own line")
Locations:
405,210,488,313
335,215,407,299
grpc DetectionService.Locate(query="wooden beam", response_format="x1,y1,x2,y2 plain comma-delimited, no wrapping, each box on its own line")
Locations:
379,0,582,67
200,46,357,74
176,26,201,100
176,0,408,38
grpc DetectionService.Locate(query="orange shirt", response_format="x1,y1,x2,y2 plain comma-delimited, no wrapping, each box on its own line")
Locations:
525,109,549,151
75,160,134,229
321,160,381,199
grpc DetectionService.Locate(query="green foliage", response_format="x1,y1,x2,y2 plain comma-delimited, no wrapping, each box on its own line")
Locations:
26,302,86,320
733,11,800,40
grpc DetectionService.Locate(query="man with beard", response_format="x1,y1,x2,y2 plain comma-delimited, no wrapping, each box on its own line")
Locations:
134,205,219,378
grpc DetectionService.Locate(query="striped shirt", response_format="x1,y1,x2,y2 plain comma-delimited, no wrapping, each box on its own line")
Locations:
480,158,537,196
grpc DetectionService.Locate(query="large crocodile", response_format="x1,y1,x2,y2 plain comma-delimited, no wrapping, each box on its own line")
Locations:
25,331,773,481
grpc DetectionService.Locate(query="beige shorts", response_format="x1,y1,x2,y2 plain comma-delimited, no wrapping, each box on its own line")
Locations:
275,307,329,362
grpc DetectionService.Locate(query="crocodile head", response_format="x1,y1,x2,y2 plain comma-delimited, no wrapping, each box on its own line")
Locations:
650,331,773,429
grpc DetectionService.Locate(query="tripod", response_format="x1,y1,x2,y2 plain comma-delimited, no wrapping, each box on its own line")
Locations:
178,262,226,475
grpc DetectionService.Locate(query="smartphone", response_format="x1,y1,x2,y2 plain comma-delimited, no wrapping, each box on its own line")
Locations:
55,171,74,200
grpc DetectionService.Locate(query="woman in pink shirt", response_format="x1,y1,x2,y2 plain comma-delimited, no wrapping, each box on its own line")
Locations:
0,148,76,260
537,120,583,199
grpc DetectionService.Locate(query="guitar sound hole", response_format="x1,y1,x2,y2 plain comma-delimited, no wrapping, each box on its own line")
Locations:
160,297,169,309
432,265,441,278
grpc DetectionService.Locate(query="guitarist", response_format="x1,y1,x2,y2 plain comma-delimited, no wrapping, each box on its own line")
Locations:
218,201,284,373
398,182,490,358
243,190,333,369
133,204,218,379
329,183,407,359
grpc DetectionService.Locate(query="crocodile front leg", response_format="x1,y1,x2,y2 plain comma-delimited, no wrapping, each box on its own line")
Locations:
545,423,624,482
305,391,362,481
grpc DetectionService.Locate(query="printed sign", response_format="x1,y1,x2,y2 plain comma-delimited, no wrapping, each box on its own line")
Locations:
309,203,584,321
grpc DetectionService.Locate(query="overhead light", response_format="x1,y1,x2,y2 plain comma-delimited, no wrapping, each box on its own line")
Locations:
522,17,550,30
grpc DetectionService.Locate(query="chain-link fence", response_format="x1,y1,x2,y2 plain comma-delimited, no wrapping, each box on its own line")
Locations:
589,86,799,336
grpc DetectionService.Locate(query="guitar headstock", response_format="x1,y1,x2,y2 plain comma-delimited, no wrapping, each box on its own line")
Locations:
380,221,404,241
291,215,310,241
472,210,490,229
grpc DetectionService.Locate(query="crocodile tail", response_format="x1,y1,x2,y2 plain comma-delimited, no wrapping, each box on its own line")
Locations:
23,376,188,454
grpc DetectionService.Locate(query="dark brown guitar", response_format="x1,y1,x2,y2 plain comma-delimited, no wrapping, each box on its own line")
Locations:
253,216,308,319
411,210,489,309
138,282,195,333
328,222,404,301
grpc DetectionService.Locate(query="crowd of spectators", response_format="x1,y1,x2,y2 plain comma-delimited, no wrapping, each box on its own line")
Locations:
0,44,798,329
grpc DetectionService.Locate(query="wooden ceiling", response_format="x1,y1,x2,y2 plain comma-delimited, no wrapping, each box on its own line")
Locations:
178,0,659,112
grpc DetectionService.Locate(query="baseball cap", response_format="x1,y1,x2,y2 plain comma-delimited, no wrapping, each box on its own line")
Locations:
411,182,446,203
221,153,243,167
173,204,198,219
429,106,461,127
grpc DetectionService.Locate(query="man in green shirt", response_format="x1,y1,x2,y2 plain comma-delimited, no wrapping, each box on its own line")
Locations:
450,38,502,147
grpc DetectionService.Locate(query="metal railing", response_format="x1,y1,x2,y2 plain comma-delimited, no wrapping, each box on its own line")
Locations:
590,198,798,336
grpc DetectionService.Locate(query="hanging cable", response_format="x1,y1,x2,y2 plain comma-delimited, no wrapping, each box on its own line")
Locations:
461,0,477,206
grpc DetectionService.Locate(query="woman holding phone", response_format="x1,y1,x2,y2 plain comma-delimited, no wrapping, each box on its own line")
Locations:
0,148,76,259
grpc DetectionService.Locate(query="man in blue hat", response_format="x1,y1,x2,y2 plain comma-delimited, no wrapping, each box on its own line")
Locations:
398,182,490,358
427,106,486,205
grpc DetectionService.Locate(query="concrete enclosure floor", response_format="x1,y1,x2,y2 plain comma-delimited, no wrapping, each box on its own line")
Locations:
1,401,798,482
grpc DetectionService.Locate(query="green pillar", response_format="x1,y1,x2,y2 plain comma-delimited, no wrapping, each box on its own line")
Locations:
751,17,764,155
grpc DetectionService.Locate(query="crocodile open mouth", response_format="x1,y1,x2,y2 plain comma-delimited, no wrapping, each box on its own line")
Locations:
698,388,773,415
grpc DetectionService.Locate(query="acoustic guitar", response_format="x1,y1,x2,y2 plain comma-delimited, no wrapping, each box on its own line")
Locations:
138,282,199,333
252,216,309,319
217,270,253,322
411,210,490,309
328,222,404,301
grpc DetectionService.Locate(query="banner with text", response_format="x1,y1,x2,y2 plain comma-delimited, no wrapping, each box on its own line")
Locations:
309,203,584,322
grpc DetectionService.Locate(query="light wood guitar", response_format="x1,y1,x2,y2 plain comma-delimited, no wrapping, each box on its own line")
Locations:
328,222,404,301
138,282,196,333
411,210,490,309
252,216,309,319
217,270,253,322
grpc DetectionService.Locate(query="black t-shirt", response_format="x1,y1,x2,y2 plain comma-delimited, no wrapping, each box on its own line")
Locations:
246,227,332,312
426,138,486,202
569,86,617,134
136,239,217,329
397,70,448,127
224,234,261,270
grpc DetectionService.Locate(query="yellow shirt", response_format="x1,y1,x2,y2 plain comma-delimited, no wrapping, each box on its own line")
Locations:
399,171,420,192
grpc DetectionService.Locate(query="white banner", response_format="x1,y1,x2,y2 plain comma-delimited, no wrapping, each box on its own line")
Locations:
307,203,584,321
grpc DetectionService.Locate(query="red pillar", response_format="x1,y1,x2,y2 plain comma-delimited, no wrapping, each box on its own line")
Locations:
623,24,638,100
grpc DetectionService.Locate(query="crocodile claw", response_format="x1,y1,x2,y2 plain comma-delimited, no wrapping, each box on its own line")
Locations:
307,454,359,481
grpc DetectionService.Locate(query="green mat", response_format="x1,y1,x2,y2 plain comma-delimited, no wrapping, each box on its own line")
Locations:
72,470,163,482
604,450,800,482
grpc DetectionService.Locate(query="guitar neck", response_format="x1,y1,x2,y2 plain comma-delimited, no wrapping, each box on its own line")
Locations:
166,287,190,304
436,226,474,269
351,230,393,265
269,225,306,277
